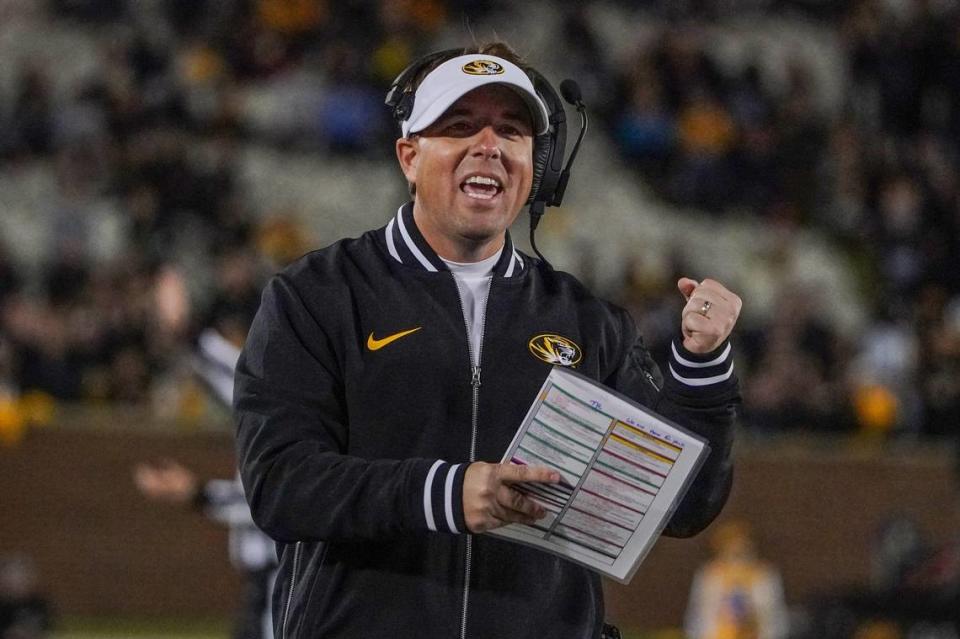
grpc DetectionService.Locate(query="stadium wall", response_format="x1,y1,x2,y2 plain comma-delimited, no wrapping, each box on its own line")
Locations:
1,421,956,630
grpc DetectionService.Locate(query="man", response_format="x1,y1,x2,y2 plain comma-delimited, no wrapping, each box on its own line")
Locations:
137,267,276,639
684,520,789,639
134,459,275,639
235,42,742,638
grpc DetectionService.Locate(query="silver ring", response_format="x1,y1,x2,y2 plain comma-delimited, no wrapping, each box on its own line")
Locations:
698,300,712,317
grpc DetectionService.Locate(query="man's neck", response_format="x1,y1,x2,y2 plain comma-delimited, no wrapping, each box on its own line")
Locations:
412,205,505,263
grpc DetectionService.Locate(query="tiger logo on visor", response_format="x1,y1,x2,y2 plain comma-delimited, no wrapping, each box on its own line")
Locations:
461,60,505,76
528,333,582,367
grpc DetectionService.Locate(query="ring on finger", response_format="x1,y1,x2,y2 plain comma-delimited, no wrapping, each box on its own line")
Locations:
698,300,712,317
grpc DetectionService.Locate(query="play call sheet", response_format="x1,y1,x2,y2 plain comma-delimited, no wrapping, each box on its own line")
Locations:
490,366,709,583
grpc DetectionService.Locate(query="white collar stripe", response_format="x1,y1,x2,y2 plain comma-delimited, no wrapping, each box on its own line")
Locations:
671,341,731,368
385,218,402,263
505,252,516,278
514,250,524,270
668,362,735,386
396,210,438,272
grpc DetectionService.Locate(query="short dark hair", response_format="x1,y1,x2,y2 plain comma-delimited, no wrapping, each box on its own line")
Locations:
401,41,533,197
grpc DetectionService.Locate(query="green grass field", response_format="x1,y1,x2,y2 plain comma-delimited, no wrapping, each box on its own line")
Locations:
55,617,230,639
55,617,678,638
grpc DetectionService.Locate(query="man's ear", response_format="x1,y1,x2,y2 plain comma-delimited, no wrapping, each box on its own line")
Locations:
396,137,419,185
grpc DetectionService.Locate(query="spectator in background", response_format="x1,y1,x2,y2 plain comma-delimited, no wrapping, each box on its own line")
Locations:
0,336,23,446
741,286,845,433
849,303,922,437
10,64,53,158
0,249,19,305
684,520,789,639
671,86,737,210
0,555,53,639
134,461,276,639
614,63,675,179
916,288,960,438
135,264,274,639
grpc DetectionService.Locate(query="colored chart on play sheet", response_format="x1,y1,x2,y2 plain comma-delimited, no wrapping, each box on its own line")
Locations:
493,367,708,583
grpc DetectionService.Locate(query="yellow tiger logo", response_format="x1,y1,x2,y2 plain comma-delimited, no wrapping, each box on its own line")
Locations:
461,60,505,76
528,334,582,367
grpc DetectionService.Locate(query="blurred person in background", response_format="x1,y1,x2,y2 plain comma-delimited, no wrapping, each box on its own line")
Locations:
136,263,275,639
134,461,276,639
235,41,742,639
741,285,846,434
0,555,52,639
684,520,789,639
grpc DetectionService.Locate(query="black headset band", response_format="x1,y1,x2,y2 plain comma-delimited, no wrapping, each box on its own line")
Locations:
385,48,464,123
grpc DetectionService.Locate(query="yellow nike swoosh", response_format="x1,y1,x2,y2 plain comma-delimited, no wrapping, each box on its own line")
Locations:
367,327,422,351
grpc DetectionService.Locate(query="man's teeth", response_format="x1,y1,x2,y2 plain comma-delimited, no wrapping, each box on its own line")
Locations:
462,175,502,199
465,176,501,188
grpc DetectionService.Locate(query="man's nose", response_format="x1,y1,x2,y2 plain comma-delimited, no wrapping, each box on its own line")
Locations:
471,126,501,159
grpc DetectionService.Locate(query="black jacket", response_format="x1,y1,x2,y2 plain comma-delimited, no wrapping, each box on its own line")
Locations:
235,203,739,639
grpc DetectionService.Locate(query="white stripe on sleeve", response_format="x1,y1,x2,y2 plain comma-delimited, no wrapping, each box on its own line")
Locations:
423,460,444,531
668,362,735,386
444,463,462,534
671,341,731,368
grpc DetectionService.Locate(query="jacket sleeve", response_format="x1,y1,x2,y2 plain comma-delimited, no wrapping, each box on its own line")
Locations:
605,309,739,538
234,273,467,543
196,477,257,527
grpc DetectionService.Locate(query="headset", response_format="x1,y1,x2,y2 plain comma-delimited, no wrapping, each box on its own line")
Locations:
385,48,588,266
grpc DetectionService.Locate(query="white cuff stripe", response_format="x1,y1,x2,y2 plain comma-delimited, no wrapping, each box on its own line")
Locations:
671,341,732,368
444,464,461,534
669,362,735,386
385,218,402,263
423,460,444,531
397,209,438,272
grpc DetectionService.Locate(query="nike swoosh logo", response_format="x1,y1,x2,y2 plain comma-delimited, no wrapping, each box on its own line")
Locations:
367,327,422,351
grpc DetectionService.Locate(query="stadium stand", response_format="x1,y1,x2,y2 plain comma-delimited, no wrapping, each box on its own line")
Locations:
0,0,958,636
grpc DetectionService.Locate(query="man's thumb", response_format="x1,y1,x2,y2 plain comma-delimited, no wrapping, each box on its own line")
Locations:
677,277,699,301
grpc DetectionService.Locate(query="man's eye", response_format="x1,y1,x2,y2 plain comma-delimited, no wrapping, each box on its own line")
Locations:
446,121,473,133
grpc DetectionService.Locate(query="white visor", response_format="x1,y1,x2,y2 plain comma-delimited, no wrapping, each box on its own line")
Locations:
401,54,550,138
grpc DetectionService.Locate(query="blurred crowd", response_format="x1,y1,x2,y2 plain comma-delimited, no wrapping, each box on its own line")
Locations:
0,0,958,443
602,0,960,440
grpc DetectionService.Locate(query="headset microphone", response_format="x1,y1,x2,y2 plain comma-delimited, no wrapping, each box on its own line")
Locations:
551,79,588,207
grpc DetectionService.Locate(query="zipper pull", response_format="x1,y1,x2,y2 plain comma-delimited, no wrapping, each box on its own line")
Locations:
471,366,481,388
644,370,661,392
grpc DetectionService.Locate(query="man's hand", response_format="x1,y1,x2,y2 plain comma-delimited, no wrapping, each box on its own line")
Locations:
462,462,560,533
133,459,198,504
677,278,742,354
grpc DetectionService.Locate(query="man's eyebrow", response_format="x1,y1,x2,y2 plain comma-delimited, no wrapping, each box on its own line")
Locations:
501,111,532,126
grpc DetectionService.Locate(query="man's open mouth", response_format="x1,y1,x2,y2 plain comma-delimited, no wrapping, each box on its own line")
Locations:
460,175,503,200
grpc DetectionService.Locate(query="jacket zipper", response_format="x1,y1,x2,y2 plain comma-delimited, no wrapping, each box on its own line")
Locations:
453,275,491,639
644,370,661,392
280,541,302,639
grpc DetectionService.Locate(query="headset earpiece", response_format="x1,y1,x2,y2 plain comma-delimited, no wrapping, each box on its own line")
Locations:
528,133,553,206
525,70,567,207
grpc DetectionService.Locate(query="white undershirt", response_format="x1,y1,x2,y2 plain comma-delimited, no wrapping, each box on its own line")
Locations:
442,247,502,368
